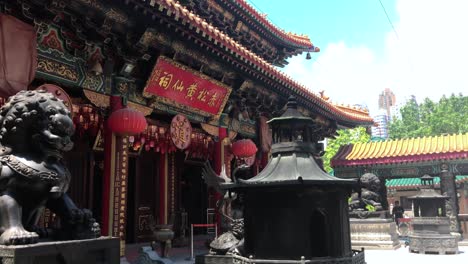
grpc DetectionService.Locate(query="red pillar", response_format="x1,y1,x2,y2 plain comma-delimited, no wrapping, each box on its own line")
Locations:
159,153,168,224
101,95,123,235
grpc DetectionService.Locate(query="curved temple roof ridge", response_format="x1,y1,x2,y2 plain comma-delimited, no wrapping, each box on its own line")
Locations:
148,0,373,126
229,0,314,48
332,132,468,167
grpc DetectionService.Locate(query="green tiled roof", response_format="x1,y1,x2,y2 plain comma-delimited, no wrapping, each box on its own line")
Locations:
386,176,468,190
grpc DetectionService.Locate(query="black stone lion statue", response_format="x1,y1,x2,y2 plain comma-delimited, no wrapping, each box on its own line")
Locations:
0,90,100,245
349,173,383,214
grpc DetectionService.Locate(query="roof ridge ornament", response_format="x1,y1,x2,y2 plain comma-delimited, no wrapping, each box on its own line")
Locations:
286,95,297,110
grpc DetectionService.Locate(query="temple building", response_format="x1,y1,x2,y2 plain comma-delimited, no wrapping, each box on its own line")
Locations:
0,0,373,257
332,133,468,239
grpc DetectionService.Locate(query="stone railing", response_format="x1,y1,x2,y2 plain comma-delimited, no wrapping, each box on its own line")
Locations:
230,249,365,264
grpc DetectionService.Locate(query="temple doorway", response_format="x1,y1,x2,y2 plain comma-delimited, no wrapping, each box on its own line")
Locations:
180,164,208,234
126,153,160,243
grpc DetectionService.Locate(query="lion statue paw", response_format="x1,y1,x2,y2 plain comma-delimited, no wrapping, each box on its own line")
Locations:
0,226,39,245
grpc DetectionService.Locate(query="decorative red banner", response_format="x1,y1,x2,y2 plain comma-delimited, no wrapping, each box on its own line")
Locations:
144,56,231,118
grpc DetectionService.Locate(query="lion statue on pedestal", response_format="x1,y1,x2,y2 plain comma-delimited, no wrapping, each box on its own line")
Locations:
0,90,99,245
349,173,384,213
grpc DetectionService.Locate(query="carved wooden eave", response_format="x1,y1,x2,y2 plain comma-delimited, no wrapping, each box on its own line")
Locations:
83,89,109,108
128,101,153,116
3,0,151,85
83,89,152,116
184,0,317,67
202,115,256,139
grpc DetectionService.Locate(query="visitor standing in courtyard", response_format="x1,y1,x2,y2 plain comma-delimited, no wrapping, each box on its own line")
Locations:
392,201,405,225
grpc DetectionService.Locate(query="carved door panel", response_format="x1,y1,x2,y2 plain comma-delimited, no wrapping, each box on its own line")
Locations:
132,152,160,243
64,146,94,210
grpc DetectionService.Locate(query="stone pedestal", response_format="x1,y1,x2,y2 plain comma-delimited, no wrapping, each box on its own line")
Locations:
409,217,459,254
0,237,119,264
409,234,458,254
350,218,400,250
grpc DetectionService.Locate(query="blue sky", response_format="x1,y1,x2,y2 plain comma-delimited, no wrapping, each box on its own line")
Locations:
250,0,398,57
248,0,468,114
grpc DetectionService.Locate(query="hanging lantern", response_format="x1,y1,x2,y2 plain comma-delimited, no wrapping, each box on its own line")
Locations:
231,139,258,158
107,107,147,135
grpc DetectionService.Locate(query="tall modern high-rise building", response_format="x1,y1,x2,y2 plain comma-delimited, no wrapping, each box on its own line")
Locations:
378,88,396,117
372,88,396,139
371,109,390,139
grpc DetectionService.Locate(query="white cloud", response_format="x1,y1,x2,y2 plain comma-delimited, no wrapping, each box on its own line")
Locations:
282,0,468,114
387,0,468,102
282,42,386,113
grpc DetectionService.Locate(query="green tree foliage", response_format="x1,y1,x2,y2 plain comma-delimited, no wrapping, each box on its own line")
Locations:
389,94,468,139
322,127,370,173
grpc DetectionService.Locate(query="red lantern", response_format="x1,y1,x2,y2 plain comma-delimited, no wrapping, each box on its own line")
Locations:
107,107,147,135
231,139,258,158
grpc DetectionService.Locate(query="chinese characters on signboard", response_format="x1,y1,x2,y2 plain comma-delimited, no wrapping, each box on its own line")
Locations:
144,56,231,118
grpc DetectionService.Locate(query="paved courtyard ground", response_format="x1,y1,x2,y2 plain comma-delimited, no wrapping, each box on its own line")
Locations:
127,238,468,264
365,245,468,264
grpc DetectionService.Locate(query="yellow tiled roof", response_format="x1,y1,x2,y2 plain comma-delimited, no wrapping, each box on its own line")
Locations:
347,133,468,160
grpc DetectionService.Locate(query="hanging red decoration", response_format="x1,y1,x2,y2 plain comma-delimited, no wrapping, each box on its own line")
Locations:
0,14,37,98
231,139,258,158
71,103,102,138
107,107,147,135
